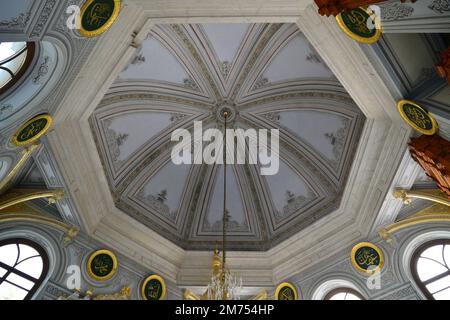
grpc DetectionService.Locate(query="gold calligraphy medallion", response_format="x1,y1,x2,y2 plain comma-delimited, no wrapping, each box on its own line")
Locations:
397,100,438,135
12,114,53,147
351,242,384,274
87,249,118,281
275,282,298,300
336,7,382,44
141,275,166,300
79,0,121,38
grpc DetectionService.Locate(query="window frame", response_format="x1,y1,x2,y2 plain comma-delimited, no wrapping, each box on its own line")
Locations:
0,238,49,300
0,42,36,96
324,287,365,300
410,239,450,300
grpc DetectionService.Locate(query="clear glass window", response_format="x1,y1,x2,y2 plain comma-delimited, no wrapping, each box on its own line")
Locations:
412,240,450,300
0,239,48,300
0,42,34,94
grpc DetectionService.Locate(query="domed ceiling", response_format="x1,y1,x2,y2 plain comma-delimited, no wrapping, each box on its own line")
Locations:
90,23,365,251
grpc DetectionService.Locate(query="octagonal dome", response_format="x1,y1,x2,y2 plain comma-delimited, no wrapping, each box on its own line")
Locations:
90,23,365,250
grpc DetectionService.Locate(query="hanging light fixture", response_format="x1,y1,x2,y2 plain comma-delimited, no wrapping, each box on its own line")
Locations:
205,110,243,300
183,110,268,300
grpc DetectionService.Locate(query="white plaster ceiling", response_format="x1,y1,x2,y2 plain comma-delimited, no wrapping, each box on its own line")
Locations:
90,23,365,250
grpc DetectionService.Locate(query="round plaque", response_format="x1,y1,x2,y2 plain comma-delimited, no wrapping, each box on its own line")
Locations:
397,100,438,135
275,282,298,300
336,7,382,44
11,114,53,147
79,0,121,38
351,242,384,274
141,275,166,300
87,249,118,281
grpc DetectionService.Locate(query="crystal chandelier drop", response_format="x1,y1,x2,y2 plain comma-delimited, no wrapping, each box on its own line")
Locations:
205,110,243,300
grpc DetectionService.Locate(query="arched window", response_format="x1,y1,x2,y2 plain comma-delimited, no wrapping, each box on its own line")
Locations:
411,240,450,300
0,42,35,95
0,239,49,300
324,288,364,300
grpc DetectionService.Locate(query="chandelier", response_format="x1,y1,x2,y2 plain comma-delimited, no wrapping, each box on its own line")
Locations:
183,110,267,301
205,110,242,300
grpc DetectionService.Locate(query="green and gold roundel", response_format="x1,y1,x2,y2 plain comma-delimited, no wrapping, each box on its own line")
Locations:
87,250,118,281
12,114,52,147
79,0,121,38
351,242,384,274
141,275,166,300
275,282,298,300
397,100,438,135
336,7,382,44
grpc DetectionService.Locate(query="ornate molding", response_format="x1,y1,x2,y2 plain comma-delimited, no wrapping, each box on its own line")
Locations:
380,2,414,21
30,0,58,38
0,12,31,29
428,0,450,14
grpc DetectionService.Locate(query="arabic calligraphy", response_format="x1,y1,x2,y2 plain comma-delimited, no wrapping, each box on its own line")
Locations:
403,104,432,130
17,119,47,143
355,247,380,270
345,10,372,36
91,254,114,276
85,3,112,28
145,279,162,300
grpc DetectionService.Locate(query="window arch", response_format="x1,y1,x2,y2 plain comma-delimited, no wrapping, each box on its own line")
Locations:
411,239,450,300
0,42,35,96
0,238,49,300
324,288,364,300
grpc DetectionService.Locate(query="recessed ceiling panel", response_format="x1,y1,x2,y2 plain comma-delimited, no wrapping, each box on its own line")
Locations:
201,23,250,64
261,34,334,83
118,37,190,85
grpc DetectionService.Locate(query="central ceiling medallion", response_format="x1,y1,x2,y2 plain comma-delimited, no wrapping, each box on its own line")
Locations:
216,103,237,124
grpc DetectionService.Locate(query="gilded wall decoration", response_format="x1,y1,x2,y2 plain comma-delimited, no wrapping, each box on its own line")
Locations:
87,249,118,281
11,114,53,147
336,7,382,44
351,242,384,274
141,275,166,300
275,282,298,300
397,100,438,135
79,0,121,37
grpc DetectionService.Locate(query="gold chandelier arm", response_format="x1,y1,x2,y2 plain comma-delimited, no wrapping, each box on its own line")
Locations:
0,212,79,246
0,188,65,211
379,204,450,244
393,188,450,207
0,143,39,194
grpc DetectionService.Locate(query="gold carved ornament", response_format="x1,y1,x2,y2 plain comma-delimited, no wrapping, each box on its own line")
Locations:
379,188,450,244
